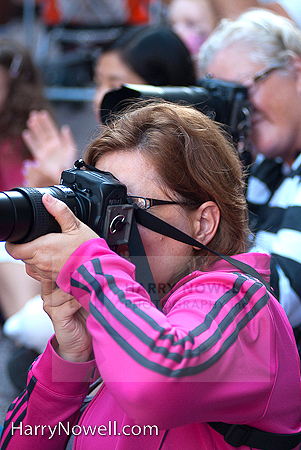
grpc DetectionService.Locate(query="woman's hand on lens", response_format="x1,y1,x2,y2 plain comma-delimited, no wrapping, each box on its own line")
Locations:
5,193,99,283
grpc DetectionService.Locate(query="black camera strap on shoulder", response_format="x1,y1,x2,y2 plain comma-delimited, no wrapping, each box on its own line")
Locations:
127,212,162,311
128,207,301,450
133,207,274,297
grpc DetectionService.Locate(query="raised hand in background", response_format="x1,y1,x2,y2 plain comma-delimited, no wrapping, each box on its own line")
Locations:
22,110,78,187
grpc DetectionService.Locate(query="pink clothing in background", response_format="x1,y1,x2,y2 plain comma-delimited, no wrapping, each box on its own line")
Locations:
0,137,28,190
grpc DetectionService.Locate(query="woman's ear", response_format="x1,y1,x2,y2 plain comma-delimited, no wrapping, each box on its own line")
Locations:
192,201,220,249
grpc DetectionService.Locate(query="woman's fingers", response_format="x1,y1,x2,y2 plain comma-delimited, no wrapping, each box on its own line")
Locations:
5,194,99,282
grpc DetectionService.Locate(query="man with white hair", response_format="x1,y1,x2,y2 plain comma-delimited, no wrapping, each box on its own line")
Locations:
198,9,301,350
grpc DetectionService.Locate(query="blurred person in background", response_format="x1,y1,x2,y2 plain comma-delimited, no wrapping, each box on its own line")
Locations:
23,24,196,188
166,0,217,61
0,37,55,323
0,37,53,191
92,24,197,120
198,8,301,353
0,37,61,391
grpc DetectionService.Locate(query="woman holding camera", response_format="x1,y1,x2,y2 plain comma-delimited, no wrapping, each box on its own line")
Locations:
1,101,300,449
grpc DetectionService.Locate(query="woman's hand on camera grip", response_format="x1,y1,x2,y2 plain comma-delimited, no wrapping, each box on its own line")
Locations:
42,279,93,363
6,193,99,283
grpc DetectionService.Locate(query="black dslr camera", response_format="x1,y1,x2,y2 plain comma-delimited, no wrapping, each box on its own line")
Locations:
0,160,134,245
100,78,252,144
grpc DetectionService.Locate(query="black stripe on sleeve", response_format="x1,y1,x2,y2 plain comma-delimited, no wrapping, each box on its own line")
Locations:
1,376,37,450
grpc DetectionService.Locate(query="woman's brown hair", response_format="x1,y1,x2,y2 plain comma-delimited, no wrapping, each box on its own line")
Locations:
86,100,250,270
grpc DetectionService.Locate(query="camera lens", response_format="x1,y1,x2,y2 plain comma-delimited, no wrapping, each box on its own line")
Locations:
0,186,82,243
0,191,32,242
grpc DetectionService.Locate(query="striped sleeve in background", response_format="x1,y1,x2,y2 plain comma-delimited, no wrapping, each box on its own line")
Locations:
247,153,301,330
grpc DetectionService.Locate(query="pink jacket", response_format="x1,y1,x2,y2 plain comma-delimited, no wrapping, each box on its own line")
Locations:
1,238,301,450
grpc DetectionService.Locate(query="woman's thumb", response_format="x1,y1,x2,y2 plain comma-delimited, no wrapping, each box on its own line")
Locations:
42,193,79,233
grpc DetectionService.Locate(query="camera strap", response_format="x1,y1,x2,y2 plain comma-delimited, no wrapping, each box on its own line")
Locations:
127,213,162,310
133,207,275,297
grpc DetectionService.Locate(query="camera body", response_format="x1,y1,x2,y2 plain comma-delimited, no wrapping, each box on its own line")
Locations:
0,160,134,245
100,78,252,143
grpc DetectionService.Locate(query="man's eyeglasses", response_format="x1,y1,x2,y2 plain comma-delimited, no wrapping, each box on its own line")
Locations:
128,196,191,210
251,64,284,86
205,63,284,89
